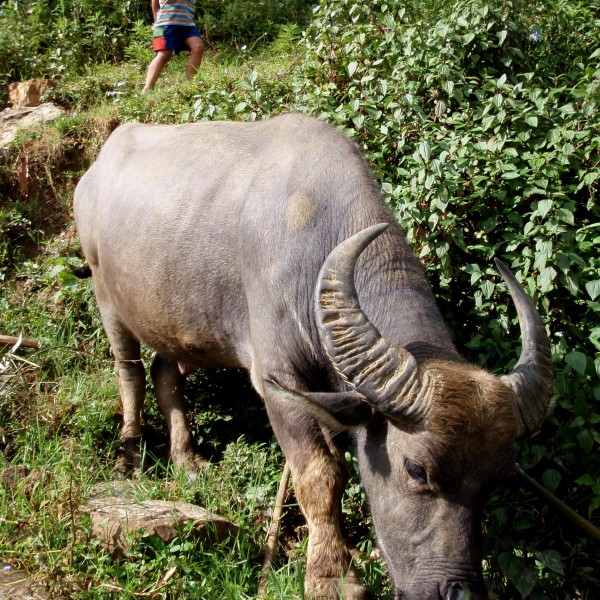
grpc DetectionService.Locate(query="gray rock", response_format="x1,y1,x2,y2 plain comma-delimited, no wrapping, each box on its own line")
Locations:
0,104,65,148
82,497,239,555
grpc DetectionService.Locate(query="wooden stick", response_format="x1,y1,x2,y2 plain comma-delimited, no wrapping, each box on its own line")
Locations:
258,461,291,599
514,463,600,544
0,335,39,349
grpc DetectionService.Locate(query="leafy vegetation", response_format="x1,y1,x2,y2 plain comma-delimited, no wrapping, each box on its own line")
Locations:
0,0,148,103
1,0,599,598
198,0,313,47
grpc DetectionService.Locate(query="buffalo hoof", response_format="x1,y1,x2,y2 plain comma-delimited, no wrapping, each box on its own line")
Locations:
171,450,210,483
307,574,371,599
115,436,144,477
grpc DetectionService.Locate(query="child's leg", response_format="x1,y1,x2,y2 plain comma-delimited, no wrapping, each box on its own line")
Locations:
184,36,205,79
143,50,173,92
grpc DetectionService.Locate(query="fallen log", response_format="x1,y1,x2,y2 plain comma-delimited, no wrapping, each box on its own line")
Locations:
0,335,40,349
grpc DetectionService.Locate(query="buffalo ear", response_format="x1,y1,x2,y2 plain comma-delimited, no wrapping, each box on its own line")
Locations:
266,379,374,431
299,391,374,429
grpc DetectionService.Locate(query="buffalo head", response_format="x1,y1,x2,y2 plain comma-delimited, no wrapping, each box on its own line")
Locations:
303,224,552,599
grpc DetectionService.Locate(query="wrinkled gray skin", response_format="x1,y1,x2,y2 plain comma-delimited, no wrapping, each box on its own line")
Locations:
74,113,552,600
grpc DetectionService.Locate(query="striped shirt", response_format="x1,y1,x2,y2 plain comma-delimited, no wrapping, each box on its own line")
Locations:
156,0,196,27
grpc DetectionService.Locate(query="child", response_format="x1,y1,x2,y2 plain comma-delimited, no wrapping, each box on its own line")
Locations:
142,0,205,92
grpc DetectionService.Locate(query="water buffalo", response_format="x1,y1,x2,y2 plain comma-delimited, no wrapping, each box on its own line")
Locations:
73,113,552,599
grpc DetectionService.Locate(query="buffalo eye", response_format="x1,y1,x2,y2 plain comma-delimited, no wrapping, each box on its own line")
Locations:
404,458,428,484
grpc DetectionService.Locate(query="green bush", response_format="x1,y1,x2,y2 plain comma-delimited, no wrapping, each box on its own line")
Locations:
0,0,150,104
295,0,599,597
198,0,313,47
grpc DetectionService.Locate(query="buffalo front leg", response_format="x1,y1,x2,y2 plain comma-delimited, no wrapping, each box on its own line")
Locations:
263,381,368,599
150,355,207,476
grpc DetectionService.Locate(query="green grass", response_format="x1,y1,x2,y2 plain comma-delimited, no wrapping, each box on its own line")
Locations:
0,343,297,599
50,25,304,125
0,340,380,598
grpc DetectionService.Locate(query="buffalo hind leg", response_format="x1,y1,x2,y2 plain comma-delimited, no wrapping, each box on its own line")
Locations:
263,381,368,599
150,355,207,477
100,315,146,475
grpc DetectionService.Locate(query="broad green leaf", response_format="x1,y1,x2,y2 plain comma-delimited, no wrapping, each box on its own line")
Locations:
481,280,495,298
353,114,365,128
559,103,576,114
61,278,78,291
536,239,553,258
581,171,598,186
419,244,431,258
557,207,574,225
49,264,66,278
430,159,443,177
536,199,552,218
565,351,587,374
434,99,447,118
590,327,600,351
560,272,580,297
538,267,556,291
444,80,455,96
570,416,585,428
535,550,565,575
562,143,575,155
542,469,561,491
347,61,358,76
435,242,449,258
482,115,495,130
465,264,482,285
585,280,600,300
418,140,431,162
575,474,596,486
577,429,595,454
498,553,537,598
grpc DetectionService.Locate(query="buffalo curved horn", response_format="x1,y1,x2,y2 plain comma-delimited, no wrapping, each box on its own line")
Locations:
496,259,553,437
315,223,432,422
